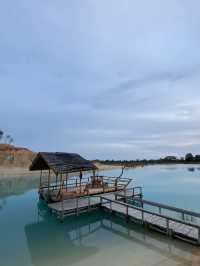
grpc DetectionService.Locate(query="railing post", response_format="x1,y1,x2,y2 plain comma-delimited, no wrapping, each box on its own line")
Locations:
110,200,112,213
141,210,144,224
115,192,117,200
166,218,170,235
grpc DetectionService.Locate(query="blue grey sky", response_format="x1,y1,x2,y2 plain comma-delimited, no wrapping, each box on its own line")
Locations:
1,0,200,159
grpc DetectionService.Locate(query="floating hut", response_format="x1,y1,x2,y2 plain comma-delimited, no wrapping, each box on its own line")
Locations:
29,152,131,203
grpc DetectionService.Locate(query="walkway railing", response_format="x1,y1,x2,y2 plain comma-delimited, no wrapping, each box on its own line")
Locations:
115,187,143,198
125,197,200,224
100,196,200,245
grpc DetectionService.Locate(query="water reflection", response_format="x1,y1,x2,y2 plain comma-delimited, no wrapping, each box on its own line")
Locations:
25,203,200,266
0,176,39,198
0,198,7,211
188,167,195,172
25,206,101,266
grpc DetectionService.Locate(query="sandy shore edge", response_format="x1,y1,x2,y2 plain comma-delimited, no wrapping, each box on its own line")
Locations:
0,163,121,179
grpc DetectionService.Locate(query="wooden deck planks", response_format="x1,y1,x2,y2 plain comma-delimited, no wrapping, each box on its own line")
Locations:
46,190,200,245
48,197,100,212
102,199,200,242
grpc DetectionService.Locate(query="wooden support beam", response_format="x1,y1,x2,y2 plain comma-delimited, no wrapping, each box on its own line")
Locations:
66,173,68,191
47,169,50,197
80,171,82,193
56,173,58,187
198,228,200,245
39,170,42,190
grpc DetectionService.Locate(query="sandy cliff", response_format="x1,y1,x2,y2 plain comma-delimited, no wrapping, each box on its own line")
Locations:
0,144,35,168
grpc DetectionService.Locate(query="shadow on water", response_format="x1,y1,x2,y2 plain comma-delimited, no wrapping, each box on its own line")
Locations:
25,202,100,266
24,201,200,266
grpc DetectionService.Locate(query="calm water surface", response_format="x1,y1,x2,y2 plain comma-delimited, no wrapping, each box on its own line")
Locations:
0,164,200,266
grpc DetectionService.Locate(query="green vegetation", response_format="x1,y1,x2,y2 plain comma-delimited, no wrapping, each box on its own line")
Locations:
0,129,14,144
94,153,200,167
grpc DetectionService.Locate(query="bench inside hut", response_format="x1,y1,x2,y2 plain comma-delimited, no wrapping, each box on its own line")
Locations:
29,152,130,202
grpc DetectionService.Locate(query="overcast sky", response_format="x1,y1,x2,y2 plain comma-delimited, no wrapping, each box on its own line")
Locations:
1,0,200,159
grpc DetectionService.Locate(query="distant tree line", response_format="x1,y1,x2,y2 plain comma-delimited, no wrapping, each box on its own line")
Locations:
94,153,200,166
0,130,14,145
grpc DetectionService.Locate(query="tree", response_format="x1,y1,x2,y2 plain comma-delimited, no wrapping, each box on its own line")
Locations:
5,134,10,144
0,130,3,142
0,130,14,145
9,137,14,145
195,155,200,161
185,153,194,162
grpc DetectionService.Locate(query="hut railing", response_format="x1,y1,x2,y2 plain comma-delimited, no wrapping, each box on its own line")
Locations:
40,177,90,190
40,175,131,192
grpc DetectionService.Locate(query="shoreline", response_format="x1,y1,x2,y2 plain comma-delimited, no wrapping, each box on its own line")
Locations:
0,162,121,179
0,162,200,179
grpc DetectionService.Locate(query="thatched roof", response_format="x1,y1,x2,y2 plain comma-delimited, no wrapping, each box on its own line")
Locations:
29,152,97,174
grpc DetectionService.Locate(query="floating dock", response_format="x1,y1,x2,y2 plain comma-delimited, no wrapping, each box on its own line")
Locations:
47,187,200,246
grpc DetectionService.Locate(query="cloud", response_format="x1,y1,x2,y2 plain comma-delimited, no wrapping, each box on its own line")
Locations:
1,0,200,159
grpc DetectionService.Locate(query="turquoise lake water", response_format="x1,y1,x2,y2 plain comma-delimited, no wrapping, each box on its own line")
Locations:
0,164,200,266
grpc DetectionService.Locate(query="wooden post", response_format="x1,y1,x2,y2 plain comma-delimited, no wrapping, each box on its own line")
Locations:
198,228,200,245
80,171,82,194
76,198,79,216
48,169,50,198
61,174,63,189
126,205,128,217
56,173,58,188
141,210,144,224
66,174,68,191
93,169,96,177
88,197,90,212
38,170,43,198
60,174,62,190
39,170,42,190
166,219,169,235
60,192,64,223
115,192,117,201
